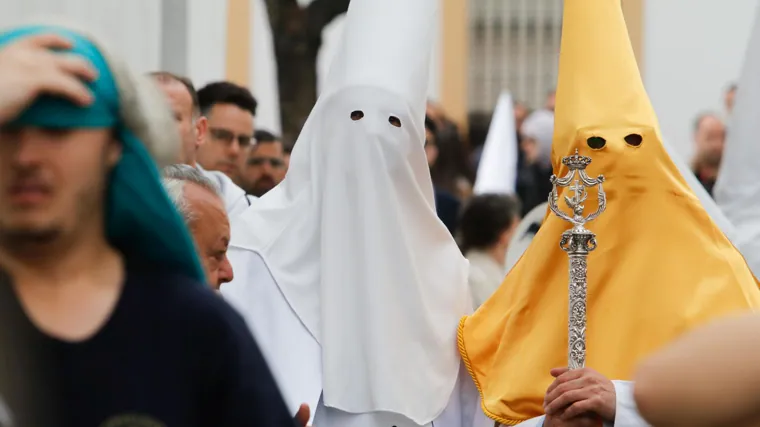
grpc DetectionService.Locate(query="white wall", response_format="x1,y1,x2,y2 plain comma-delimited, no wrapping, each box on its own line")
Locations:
0,0,230,93
251,0,282,135
186,0,228,88
0,0,162,73
0,0,442,138
644,0,759,160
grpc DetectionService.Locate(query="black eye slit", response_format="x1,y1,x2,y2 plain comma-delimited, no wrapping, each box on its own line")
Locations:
388,116,402,128
586,136,606,149
624,133,643,146
350,110,364,121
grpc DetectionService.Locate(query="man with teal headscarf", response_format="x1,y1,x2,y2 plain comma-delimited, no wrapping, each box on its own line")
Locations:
0,26,298,426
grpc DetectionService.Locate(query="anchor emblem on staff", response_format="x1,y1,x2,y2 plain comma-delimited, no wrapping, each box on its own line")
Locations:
548,148,606,370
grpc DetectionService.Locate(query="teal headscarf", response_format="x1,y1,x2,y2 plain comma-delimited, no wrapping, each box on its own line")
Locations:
0,25,205,283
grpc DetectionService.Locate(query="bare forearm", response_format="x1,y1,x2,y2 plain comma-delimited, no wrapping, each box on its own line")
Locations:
633,312,760,427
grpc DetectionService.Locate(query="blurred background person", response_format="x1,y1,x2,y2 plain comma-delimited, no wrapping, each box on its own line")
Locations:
196,81,257,185
239,130,286,197
458,194,521,308
425,116,462,234
163,165,234,289
516,108,554,216
150,72,207,167
513,101,530,134
724,82,737,116
427,102,474,202
544,89,556,112
691,112,726,195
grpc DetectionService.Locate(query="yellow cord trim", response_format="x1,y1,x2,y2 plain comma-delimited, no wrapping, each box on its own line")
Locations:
457,316,531,426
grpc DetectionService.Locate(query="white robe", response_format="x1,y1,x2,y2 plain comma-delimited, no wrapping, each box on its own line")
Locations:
222,246,480,427
221,247,648,427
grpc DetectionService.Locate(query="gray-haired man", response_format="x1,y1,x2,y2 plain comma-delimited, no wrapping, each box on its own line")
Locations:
163,164,233,289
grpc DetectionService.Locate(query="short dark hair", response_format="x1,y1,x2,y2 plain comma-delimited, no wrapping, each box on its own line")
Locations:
726,82,737,93
458,194,522,253
149,71,199,114
197,81,258,117
254,130,279,144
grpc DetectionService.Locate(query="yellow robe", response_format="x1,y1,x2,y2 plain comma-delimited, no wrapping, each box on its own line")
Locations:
457,0,760,425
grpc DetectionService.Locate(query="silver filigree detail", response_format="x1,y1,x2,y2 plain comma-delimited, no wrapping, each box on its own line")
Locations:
548,149,606,370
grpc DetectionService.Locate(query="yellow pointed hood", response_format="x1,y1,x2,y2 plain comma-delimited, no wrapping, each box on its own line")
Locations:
457,0,760,424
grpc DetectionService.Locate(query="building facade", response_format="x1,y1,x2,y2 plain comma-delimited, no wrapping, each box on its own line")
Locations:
0,0,756,156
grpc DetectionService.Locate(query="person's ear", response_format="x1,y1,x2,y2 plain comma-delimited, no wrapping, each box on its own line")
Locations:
195,116,208,149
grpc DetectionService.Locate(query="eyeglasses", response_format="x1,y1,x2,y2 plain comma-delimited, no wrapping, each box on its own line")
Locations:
209,127,252,148
248,157,285,168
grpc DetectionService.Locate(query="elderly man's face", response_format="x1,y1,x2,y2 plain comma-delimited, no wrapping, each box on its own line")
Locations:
184,182,233,288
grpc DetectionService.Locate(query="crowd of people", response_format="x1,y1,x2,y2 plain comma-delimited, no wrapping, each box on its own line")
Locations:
1,0,760,426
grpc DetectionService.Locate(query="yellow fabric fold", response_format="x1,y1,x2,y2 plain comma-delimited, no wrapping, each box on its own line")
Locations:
457,0,760,424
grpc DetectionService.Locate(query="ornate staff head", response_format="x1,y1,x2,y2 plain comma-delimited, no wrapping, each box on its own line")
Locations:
548,149,606,369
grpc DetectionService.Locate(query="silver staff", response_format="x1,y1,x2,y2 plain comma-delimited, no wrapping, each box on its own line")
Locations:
548,148,606,370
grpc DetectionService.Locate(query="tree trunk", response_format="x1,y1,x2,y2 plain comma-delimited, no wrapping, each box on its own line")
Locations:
266,0,350,148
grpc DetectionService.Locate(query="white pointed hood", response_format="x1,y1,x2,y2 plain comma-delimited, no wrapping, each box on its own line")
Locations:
473,92,519,195
230,0,470,423
321,0,434,123
714,3,760,276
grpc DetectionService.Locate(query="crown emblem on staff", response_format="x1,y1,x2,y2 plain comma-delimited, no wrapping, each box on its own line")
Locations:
562,149,593,170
